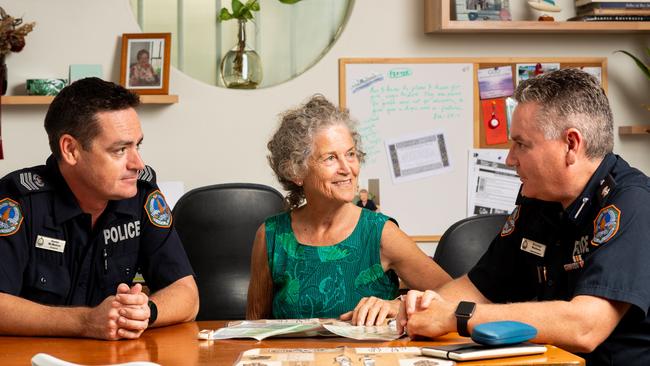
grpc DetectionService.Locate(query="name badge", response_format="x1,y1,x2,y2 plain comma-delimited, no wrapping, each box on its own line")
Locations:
35,235,66,253
520,238,546,257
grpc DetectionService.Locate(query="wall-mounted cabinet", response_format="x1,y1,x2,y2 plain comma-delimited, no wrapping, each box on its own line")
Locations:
0,95,179,105
424,0,650,33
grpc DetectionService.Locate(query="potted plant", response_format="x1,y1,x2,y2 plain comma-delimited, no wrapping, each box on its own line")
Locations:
217,0,301,89
617,48,650,111
0,6,35,95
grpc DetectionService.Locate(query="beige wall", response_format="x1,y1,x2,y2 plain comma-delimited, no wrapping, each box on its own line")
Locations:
2,0,649,204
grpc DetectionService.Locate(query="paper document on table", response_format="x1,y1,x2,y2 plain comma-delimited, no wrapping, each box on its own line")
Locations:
235,347,454,366
467,149,519,216
198,318,403,341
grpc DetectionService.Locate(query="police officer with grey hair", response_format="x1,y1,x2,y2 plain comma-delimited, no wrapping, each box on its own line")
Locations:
398,69,650,365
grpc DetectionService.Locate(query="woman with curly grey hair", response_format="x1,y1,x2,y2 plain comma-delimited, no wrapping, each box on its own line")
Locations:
247,94,451,325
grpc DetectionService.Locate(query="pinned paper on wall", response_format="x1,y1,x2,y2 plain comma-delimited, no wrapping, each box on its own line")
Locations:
482,99,508,145
477,66,514,100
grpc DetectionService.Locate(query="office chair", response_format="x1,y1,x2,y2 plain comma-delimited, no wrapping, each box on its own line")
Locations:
433,213,509,279
172,183,285,320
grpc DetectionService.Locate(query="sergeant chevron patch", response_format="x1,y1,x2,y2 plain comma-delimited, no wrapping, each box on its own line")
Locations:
19,172,45,191
138,166,154,182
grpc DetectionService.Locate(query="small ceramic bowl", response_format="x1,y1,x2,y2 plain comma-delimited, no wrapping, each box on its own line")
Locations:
26,78,68,96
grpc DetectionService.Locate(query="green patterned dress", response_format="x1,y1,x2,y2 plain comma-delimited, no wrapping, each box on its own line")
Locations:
265,209,399,319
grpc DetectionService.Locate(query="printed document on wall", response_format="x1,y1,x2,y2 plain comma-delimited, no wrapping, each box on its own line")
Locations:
385,130,451,184
467,149,519,216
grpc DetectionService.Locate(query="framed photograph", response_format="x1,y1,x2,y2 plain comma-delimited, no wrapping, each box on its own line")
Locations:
120,33,171,94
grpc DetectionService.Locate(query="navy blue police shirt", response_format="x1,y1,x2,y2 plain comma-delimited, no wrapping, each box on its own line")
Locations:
468,153,650,366
0,156,194,307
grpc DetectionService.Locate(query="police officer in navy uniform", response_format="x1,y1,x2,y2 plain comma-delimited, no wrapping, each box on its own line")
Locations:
397,69,650,365
0,77,198,340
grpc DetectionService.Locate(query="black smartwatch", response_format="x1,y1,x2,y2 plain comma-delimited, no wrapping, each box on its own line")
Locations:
455,301,476,337
148,300,158,326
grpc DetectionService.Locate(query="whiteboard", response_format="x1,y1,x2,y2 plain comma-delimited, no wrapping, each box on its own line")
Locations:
340,59,474,238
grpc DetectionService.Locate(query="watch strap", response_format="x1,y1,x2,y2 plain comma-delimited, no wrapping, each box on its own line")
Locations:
455,301,476,337
148,300,158,326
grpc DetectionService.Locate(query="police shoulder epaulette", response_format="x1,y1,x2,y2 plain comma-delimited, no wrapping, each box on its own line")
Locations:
9,167,51,195
596,174,616,208
137,165,157,184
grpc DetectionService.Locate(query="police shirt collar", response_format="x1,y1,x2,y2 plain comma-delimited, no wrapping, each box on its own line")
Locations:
46,156,139,224
564,153,617,224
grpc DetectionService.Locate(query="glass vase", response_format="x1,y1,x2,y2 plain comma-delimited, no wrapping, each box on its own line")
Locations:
220,19,263,89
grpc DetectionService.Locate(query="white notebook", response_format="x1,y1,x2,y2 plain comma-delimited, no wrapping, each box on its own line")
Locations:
421,342,547,361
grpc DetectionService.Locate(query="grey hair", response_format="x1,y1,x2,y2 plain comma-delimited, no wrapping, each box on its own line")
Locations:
267,94,364,210
513,68,613,159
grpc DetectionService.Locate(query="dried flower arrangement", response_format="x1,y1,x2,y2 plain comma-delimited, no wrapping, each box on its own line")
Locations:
0,6,35,56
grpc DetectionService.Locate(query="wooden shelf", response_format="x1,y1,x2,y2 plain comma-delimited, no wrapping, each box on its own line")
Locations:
424,0,650,33
619,125,650,135
0,94,179,105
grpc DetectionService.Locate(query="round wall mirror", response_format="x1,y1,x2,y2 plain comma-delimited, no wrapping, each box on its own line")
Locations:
129,0,354,89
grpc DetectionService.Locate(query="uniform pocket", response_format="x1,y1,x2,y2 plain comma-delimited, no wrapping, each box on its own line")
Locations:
23,260,71,304
102,253,138,290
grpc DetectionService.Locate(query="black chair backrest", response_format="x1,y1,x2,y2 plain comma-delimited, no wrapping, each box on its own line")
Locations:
433,214,508,279
172,183,285,320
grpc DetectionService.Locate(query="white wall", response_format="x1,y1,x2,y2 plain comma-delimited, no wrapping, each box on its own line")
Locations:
2,0,649,216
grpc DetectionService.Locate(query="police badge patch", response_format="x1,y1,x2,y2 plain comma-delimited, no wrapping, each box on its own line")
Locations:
145,190,172,228
500,205,520,237
0,198,24,236
592,205,621,246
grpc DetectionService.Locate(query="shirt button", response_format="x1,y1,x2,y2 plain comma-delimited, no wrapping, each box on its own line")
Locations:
39,276,47,285
547,279,554,286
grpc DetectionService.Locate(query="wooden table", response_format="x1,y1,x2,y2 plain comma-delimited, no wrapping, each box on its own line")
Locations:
0,321,584,365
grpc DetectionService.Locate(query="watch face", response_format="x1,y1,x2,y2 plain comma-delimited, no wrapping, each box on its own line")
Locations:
456,301,476,317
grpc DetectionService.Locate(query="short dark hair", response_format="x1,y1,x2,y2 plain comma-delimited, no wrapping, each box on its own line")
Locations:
514,68,613,159
136,49,150,60
44,77,140,159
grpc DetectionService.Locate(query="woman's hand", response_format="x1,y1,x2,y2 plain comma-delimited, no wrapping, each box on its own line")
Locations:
339,296,400,326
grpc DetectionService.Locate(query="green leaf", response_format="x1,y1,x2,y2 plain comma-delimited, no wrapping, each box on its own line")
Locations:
616,49,650,81
232,0,245,17
247,0,260,11
354,264,385,288
317,246,350,262
217,8,233,21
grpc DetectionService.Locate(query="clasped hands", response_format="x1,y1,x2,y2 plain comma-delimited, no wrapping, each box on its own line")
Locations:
85,283,151,340
396,289,456,338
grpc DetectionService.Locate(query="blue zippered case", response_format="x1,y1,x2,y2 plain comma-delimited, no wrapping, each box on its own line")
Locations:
471,321,537,346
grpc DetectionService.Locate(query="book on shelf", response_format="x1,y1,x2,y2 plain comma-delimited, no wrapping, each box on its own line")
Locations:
575,0,650,7
577,7,650,15
568,14,650,20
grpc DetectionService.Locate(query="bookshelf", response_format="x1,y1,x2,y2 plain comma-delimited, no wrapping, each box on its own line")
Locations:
424,0,650,33
0,94,179,105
